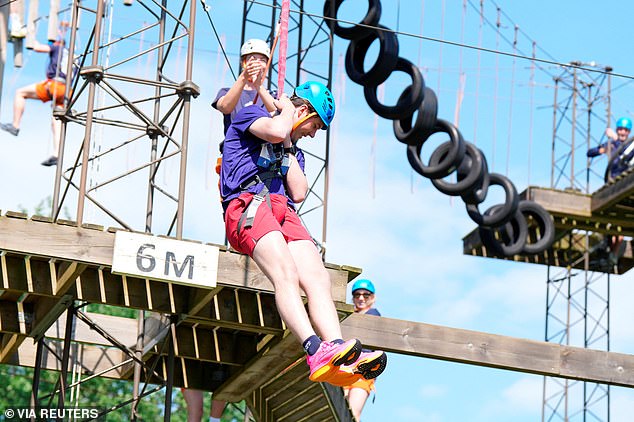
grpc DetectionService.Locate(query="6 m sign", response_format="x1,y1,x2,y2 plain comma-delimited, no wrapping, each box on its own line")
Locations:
112,231,219,288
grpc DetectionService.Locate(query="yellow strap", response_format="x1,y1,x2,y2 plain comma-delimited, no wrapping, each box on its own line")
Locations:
291,111,317,135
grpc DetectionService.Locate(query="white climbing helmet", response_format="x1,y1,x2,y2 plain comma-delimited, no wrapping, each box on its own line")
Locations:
240,39,271,60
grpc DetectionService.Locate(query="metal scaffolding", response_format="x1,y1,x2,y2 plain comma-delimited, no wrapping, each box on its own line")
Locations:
543,63,612,422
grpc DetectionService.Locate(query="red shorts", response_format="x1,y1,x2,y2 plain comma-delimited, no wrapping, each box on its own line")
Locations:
224,193,313,257
35,79,66,105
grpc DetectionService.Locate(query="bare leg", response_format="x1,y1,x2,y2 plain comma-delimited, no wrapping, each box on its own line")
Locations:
210,400,226,418
288,239,343,341
13,83,39,128
182,389,204,422
346,387,370,421
251,231,316,342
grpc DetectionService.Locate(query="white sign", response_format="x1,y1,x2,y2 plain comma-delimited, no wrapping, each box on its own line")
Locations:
112,231,219,289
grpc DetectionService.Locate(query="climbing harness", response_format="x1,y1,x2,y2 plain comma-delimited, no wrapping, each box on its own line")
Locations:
236,144,291,234
323,0,555,257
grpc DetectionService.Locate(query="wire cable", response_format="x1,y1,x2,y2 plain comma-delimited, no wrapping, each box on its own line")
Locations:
243,0,634,81
201,0,236,80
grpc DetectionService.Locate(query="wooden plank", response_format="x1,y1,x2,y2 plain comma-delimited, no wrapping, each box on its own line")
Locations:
0,216,349,301
524,187,592,217
321,382,354,422
212,331,304,402
591,168,634,212
341,313,634,388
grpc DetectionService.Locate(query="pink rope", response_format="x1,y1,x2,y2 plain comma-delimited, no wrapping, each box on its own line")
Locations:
276,0,290,98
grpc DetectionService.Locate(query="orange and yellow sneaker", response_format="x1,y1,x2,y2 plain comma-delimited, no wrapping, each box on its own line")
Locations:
306,339,362,383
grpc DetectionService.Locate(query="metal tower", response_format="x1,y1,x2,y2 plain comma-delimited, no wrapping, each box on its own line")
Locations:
240,0,334,254
542,63,612,422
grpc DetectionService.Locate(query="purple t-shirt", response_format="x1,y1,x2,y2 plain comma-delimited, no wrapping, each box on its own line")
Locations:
212,88,276,135
46,43,70,80
220,104,305,205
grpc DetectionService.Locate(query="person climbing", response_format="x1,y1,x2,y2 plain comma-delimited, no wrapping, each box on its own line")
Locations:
344,279,382,421
587,116,633,267
0,25,76,167
588,116,632,182
219,80,387,386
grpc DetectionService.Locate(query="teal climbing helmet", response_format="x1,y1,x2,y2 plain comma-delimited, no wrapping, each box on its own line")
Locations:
294,81,335,129
616,117,632,131
351,279,375,294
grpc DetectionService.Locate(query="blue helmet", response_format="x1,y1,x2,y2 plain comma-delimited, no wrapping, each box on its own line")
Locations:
351,279,375,294
294,81,335,129
616,117,632,131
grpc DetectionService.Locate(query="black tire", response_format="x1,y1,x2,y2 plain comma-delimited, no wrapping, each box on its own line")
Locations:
364,57,424,119
323,0,382,41
465,173,518,227
393,86,437,146
345,25,399,87
461,147,490,204
406,119,466,179
479,205,528,257
518,200,555,254
430,141,484,196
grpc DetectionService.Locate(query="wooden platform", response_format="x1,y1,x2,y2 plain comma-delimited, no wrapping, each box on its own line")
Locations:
463,175,634,274
0,212,359,421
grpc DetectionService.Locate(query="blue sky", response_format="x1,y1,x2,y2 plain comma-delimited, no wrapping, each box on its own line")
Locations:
1,0,633,421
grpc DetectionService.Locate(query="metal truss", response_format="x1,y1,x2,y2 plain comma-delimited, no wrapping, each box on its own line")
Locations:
241,0,334,253
544,64,612,422
52,0,198,239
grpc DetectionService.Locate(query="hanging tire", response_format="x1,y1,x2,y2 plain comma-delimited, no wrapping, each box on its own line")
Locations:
407,119,465,179
461,148,490,204
466,173,518,227
345,24,399,87
393,86,437,146
364,57,424,119
518,200,555,254
479,205,528,257
323,0,382,41
430,141,484,196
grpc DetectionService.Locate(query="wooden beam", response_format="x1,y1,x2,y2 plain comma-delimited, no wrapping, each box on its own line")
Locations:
341,313,634,388
591,168,634,212
212,331,304,402
0,215,350,301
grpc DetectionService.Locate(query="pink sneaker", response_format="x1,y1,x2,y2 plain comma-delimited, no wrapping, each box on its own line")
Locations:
307,339,362,382
347,350,387,380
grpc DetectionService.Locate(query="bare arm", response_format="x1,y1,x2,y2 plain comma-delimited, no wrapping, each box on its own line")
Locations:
283,153,308,203
214,73,249,114
32,41,52,53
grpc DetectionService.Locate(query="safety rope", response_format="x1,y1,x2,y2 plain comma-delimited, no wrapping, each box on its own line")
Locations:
472,0,483,145
505,24,518,178
276,0,290,97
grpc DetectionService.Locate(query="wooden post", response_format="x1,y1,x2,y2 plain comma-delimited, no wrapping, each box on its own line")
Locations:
26,0,38,49
47,0,60,42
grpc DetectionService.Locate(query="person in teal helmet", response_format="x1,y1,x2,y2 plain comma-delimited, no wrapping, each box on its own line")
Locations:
219,81,386,388
345,279,382,421
587,116,632,267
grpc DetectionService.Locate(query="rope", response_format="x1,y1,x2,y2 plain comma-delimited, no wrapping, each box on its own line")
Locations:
505,25,518,177
473,0,483,145
491,6,501,171
200,0,236,80
527,41,536,186
276,0,290,97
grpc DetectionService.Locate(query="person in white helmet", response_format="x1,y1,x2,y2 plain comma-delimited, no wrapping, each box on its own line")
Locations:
212,38,277,135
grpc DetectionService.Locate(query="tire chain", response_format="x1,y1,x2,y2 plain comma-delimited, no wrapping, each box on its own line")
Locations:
323,0,555,256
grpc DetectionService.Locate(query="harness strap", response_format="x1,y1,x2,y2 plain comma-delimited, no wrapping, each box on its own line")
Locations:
236,171,278,235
